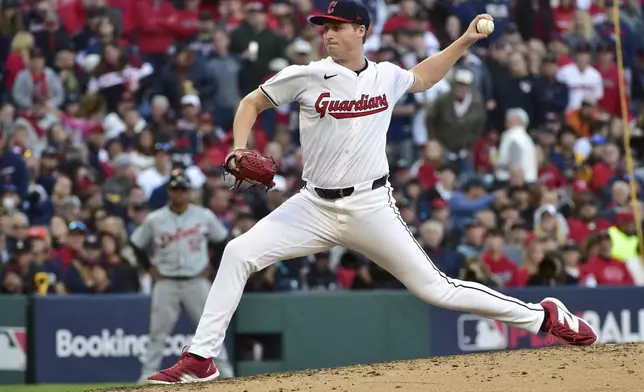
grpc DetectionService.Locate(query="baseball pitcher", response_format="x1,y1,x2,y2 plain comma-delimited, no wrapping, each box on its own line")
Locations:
130,168,234,381
147,1,598,384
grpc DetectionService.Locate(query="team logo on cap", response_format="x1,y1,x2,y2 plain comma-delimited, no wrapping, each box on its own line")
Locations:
327,1,336,13
314,92,389,119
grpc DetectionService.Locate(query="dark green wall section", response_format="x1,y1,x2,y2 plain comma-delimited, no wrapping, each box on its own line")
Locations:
235,291,430,376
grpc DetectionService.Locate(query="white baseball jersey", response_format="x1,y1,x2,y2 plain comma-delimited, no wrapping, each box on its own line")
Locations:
556,63,604,111
259,57,416,188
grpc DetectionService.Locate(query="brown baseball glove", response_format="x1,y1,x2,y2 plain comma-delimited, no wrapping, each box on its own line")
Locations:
224,149,278,191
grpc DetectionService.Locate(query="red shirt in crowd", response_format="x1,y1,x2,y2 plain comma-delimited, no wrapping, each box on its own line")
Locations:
172,8,200,41
417,163,439,190
538,164,565,190
53,247,79,274
580,255,634,286
552,4,576,34
557,54,574,67
195,148,225,169
596,62,630,118
472,134,496,174
57,0,135,37
4,51,25,91
481,251,522,287
566,217,612,244
589,161,614,193
382,13,412,33
336,266,356,289
135,0,177,55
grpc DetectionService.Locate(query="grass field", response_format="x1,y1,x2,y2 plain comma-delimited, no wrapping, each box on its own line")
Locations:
0,384,131,392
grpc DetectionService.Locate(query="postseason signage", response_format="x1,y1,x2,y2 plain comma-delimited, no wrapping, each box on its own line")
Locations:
32,295,194,383
430,286,644,356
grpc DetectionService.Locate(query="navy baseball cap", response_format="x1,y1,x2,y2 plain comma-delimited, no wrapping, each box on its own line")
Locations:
154,142,172,153
309,0,370,31
68,221,88,234
168,169,191,189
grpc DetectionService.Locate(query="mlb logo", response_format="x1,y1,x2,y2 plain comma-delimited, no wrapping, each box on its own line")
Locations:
457,315,508,352
0,327,27,371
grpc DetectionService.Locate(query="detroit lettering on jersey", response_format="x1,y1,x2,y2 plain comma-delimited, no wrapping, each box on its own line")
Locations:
314,93,389,119
158,224,202,249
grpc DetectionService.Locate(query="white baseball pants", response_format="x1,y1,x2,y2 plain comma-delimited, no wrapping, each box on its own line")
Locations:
188,179,545,359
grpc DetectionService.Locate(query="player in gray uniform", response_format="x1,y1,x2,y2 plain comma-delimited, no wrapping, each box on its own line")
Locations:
130,168,234,381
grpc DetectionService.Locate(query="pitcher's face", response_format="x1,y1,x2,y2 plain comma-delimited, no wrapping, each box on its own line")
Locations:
323,22,364,59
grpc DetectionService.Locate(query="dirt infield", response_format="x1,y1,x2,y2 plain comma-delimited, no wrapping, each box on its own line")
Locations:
107,343,644,392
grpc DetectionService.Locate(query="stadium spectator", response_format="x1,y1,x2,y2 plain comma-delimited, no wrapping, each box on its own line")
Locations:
608,210,640,261
427,68,486,161
0,0,25,63
135,0,176,70
456,218,486,260
580,230,635,286
208,28,242,130
515,238,547,286
0,240,39,294
567,193,612,244
534,203,570,244
28,226,64,294
540,54,570,116
565,10,600,53
560,240,582,284
449,178,494,228
495,108,538,184
420,219,463,279
229,2,286,94
303,251,337,291
99,231,139,292
502,222,530,265
557,41,604,111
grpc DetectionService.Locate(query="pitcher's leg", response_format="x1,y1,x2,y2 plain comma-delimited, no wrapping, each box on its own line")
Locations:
182,277,234,378
140,280,182,379
189,194,338,359
345,186,545,333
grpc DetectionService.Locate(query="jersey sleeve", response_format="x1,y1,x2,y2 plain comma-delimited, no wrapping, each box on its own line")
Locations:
555,65,568,83
593,71,604,100
130,216,153,249
205,209,229,242
259,64,309,106
382,61,417,103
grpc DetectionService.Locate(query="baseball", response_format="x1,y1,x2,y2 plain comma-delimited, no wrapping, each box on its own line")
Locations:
477,19,494,35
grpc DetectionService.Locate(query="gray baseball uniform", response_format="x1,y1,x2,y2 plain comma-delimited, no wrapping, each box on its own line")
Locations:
132,204,234,380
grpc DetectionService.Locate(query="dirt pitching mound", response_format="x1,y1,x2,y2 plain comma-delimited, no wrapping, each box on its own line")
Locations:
106,343,644,392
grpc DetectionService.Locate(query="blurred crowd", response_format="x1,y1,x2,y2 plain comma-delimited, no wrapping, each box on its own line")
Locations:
1,0,644,296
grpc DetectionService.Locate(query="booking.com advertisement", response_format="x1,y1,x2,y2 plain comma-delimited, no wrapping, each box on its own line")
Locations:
430,286,644,356
32,295,194,383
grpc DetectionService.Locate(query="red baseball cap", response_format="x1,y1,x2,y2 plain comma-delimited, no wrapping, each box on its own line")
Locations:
431,198,448,209
27,226,48,240
573,179,588,194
